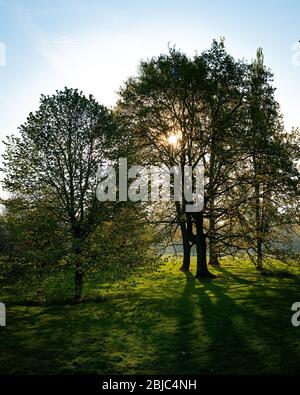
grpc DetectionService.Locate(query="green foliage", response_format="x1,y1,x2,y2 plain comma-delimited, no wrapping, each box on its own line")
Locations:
1,42,299,307
118,41,300,272
1,198,68,266
84,205,161,271
1,87,148,300
0,201,161,305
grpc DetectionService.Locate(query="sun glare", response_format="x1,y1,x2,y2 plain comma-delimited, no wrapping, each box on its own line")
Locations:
167,134,178,146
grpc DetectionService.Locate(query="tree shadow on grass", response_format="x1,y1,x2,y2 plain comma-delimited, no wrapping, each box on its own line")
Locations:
167,272,266,374
192,271,300,374
1,264,300,375
211,265,255,285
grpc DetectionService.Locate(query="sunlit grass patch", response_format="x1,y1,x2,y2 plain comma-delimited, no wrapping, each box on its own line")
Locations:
0,257,300,374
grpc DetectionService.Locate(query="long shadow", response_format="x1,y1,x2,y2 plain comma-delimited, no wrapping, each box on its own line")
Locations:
170,272,199,373
193,268,300,374
194,277,265,374
2,264,300,374
212,265,255,285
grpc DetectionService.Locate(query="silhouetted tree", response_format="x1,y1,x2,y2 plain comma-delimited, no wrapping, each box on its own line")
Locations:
2,88,119,301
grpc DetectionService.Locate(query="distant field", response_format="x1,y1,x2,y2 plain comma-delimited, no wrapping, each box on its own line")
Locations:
1,257,300,374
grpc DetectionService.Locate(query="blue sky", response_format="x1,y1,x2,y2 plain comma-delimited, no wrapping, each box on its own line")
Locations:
0,0,299,145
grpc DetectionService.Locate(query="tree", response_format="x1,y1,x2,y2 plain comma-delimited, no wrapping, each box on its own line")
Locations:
118,41,247,278
219,50,300,270
199,39,247,266
118,47,211,277
2,87,119,302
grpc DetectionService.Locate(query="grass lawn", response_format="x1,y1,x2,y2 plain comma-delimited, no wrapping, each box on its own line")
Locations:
1,257,300,375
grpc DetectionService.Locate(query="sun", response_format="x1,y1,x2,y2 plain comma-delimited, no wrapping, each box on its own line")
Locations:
167,134,178,146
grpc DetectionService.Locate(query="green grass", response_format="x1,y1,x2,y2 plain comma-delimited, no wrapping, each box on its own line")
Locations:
1,257,300,374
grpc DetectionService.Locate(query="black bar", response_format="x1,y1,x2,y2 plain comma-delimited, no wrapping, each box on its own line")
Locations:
0,375,294,393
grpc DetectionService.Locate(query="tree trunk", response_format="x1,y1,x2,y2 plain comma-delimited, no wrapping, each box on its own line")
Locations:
257,237,263,271
195,212,215,279
181,236,191,272
178,210,194,272
208,203,220,266
254,174,263,271
72,226,84,303
74,265,83,303
208,149,220,267
180,226,191,272
209,253,220,266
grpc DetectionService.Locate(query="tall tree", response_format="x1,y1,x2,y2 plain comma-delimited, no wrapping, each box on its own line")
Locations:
118,48,211,276
2,88,119,301
118,41,247,278
221,50,300,269
199,39,247,266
